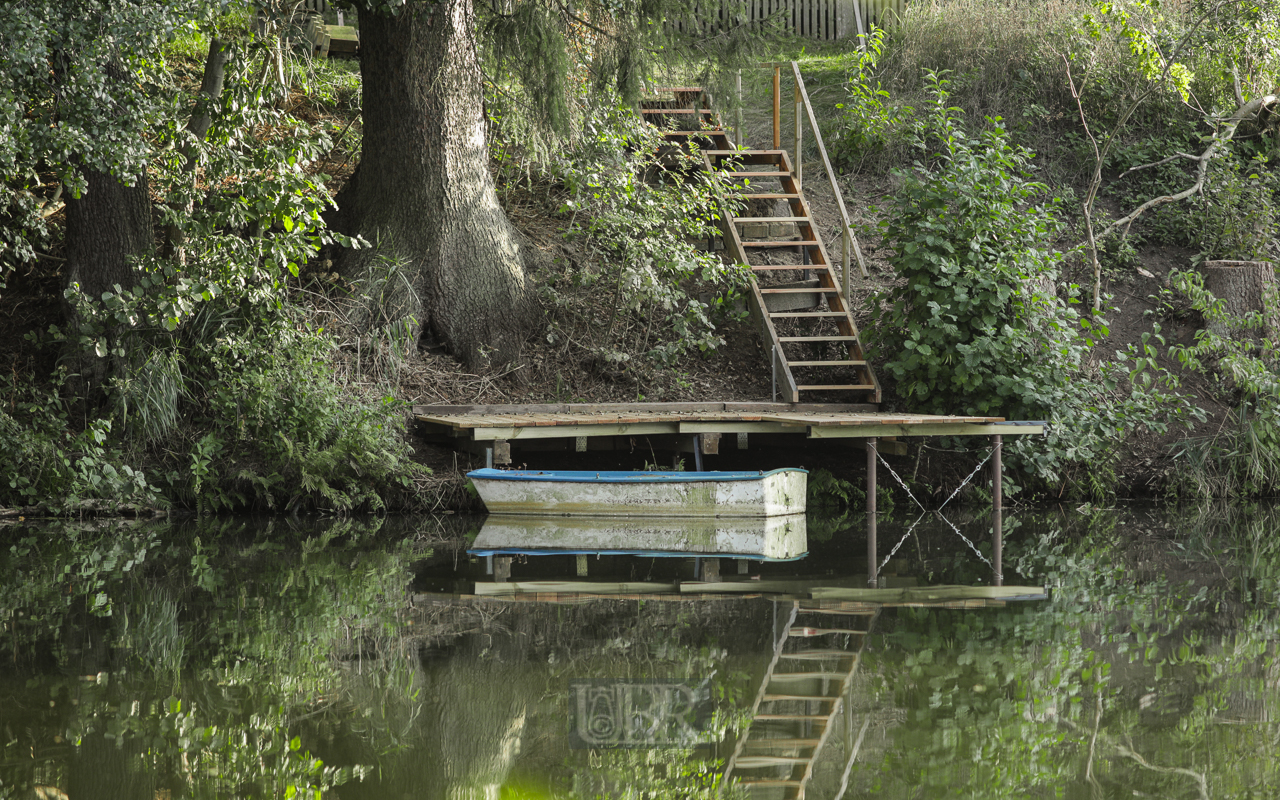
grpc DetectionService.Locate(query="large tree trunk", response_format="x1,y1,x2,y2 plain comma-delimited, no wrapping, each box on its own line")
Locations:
62,167,153,390
332,0,532,369
1200,260,1277,340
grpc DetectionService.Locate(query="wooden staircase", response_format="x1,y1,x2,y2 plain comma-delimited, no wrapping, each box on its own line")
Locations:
639,87,880,404
723,602,879,798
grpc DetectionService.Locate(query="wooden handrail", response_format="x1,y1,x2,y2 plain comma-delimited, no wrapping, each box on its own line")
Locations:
790,61,870,296
735,63,871,305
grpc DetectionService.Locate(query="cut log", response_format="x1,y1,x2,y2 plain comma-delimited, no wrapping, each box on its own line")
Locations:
1200,260,1277,339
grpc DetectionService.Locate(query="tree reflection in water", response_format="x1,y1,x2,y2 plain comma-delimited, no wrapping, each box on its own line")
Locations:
0,503,1277,798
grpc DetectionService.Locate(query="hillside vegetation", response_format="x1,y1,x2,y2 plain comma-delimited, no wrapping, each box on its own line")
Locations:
1,0,1277,513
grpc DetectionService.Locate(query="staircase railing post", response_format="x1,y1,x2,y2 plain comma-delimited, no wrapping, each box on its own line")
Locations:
772,65,781,150
771,344,778,402
843,228,851,308
793,68,803,186
735,70,744,150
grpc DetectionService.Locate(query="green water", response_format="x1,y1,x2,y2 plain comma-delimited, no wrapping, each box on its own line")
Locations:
0,504,1276,798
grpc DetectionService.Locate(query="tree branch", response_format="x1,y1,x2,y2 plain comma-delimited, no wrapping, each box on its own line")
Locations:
1099,94,1278,242
1117,151,1200,179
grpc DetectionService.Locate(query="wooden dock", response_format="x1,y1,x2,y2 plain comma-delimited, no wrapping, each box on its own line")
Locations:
414,402,1044,466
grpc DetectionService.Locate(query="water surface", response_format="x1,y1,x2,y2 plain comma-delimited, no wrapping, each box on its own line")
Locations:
1,504,1276,798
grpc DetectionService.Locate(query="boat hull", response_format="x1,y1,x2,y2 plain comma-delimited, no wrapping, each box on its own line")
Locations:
469,513,808,560
466,468,807,518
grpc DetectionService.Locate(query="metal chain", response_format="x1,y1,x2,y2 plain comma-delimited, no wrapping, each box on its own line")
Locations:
872,445,999,577
936,511,996,572
877,512,929,573
935,448,995,514
875,450,926,512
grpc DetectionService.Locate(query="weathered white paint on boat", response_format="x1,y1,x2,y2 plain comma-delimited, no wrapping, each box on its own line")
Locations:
466,468,807,518
470,513,808,560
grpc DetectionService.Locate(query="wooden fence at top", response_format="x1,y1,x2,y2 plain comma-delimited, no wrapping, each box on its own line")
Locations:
671,0,908,41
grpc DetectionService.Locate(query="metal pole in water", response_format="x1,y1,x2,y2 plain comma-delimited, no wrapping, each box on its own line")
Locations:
992,434,1003,586
867,437,877,587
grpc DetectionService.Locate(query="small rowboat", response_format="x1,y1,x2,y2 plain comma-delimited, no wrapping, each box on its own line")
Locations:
469,513,808,560
466,468,807,518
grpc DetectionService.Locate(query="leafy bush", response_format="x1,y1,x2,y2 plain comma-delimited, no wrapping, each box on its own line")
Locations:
869,73,1200,495
1191,154,1278,263
541,105,749,367
179,322,422,513
868,72,1082,420
0,374,160,511
830,27,916,174
1164,269,1280,497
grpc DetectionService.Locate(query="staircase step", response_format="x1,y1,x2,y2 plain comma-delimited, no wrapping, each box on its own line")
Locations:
769,671,845,680
762,693,837,702
778,335,858,342
769,312,847,318
743,192,801,199
779,650,858,660
744,738,822,748
796,384,877,391
640,108,714,115
786,360,868,367
760,287,837,294
755,714,832,720
734,216,810,224
738,779,805,786
703,149,786,155
662,130,727,138
736,756,812,767
750,264,827,272
726,171,792,178
742,240,819,248
791,627,864,636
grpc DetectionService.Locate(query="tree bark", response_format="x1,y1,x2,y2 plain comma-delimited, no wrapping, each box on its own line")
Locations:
332,0,532,369
1200,260,1277,339
62,166,154,389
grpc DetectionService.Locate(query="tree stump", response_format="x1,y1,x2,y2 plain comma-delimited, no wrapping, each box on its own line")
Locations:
1199,260,1277,339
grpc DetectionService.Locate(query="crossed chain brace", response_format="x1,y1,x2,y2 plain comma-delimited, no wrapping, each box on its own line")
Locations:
874,447,1000,579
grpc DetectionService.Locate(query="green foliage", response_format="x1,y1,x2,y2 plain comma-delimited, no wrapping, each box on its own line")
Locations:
182,324,422,513
0,374,161,511
869,74,1201,496
0,518,412,797
868,73,1079,421
1191,153,1278,262
866,505,1280,796
831,27,916,174
540,106,750,367
1164,269,1280,497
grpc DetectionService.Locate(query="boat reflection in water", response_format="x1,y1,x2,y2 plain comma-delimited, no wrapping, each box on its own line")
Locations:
469,512,809,561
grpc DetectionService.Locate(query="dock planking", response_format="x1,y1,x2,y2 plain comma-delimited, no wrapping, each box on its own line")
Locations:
414,402,1044,446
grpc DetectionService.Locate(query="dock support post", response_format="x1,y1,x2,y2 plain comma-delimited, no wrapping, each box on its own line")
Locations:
484,443,494,469
992,434,1003,586
867,437,878,587
693,434,705,472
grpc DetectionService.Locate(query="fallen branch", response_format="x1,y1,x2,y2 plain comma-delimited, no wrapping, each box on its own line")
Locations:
1099,94,1279,243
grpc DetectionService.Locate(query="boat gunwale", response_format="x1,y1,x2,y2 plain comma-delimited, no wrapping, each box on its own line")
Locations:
466,467,808,484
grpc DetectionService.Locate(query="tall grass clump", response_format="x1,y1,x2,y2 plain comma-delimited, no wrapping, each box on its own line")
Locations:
877,0,1089,135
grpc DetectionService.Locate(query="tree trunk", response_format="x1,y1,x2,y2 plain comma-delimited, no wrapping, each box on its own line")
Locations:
332,0,532,369
62,167,154,389
1200,260,1277,339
